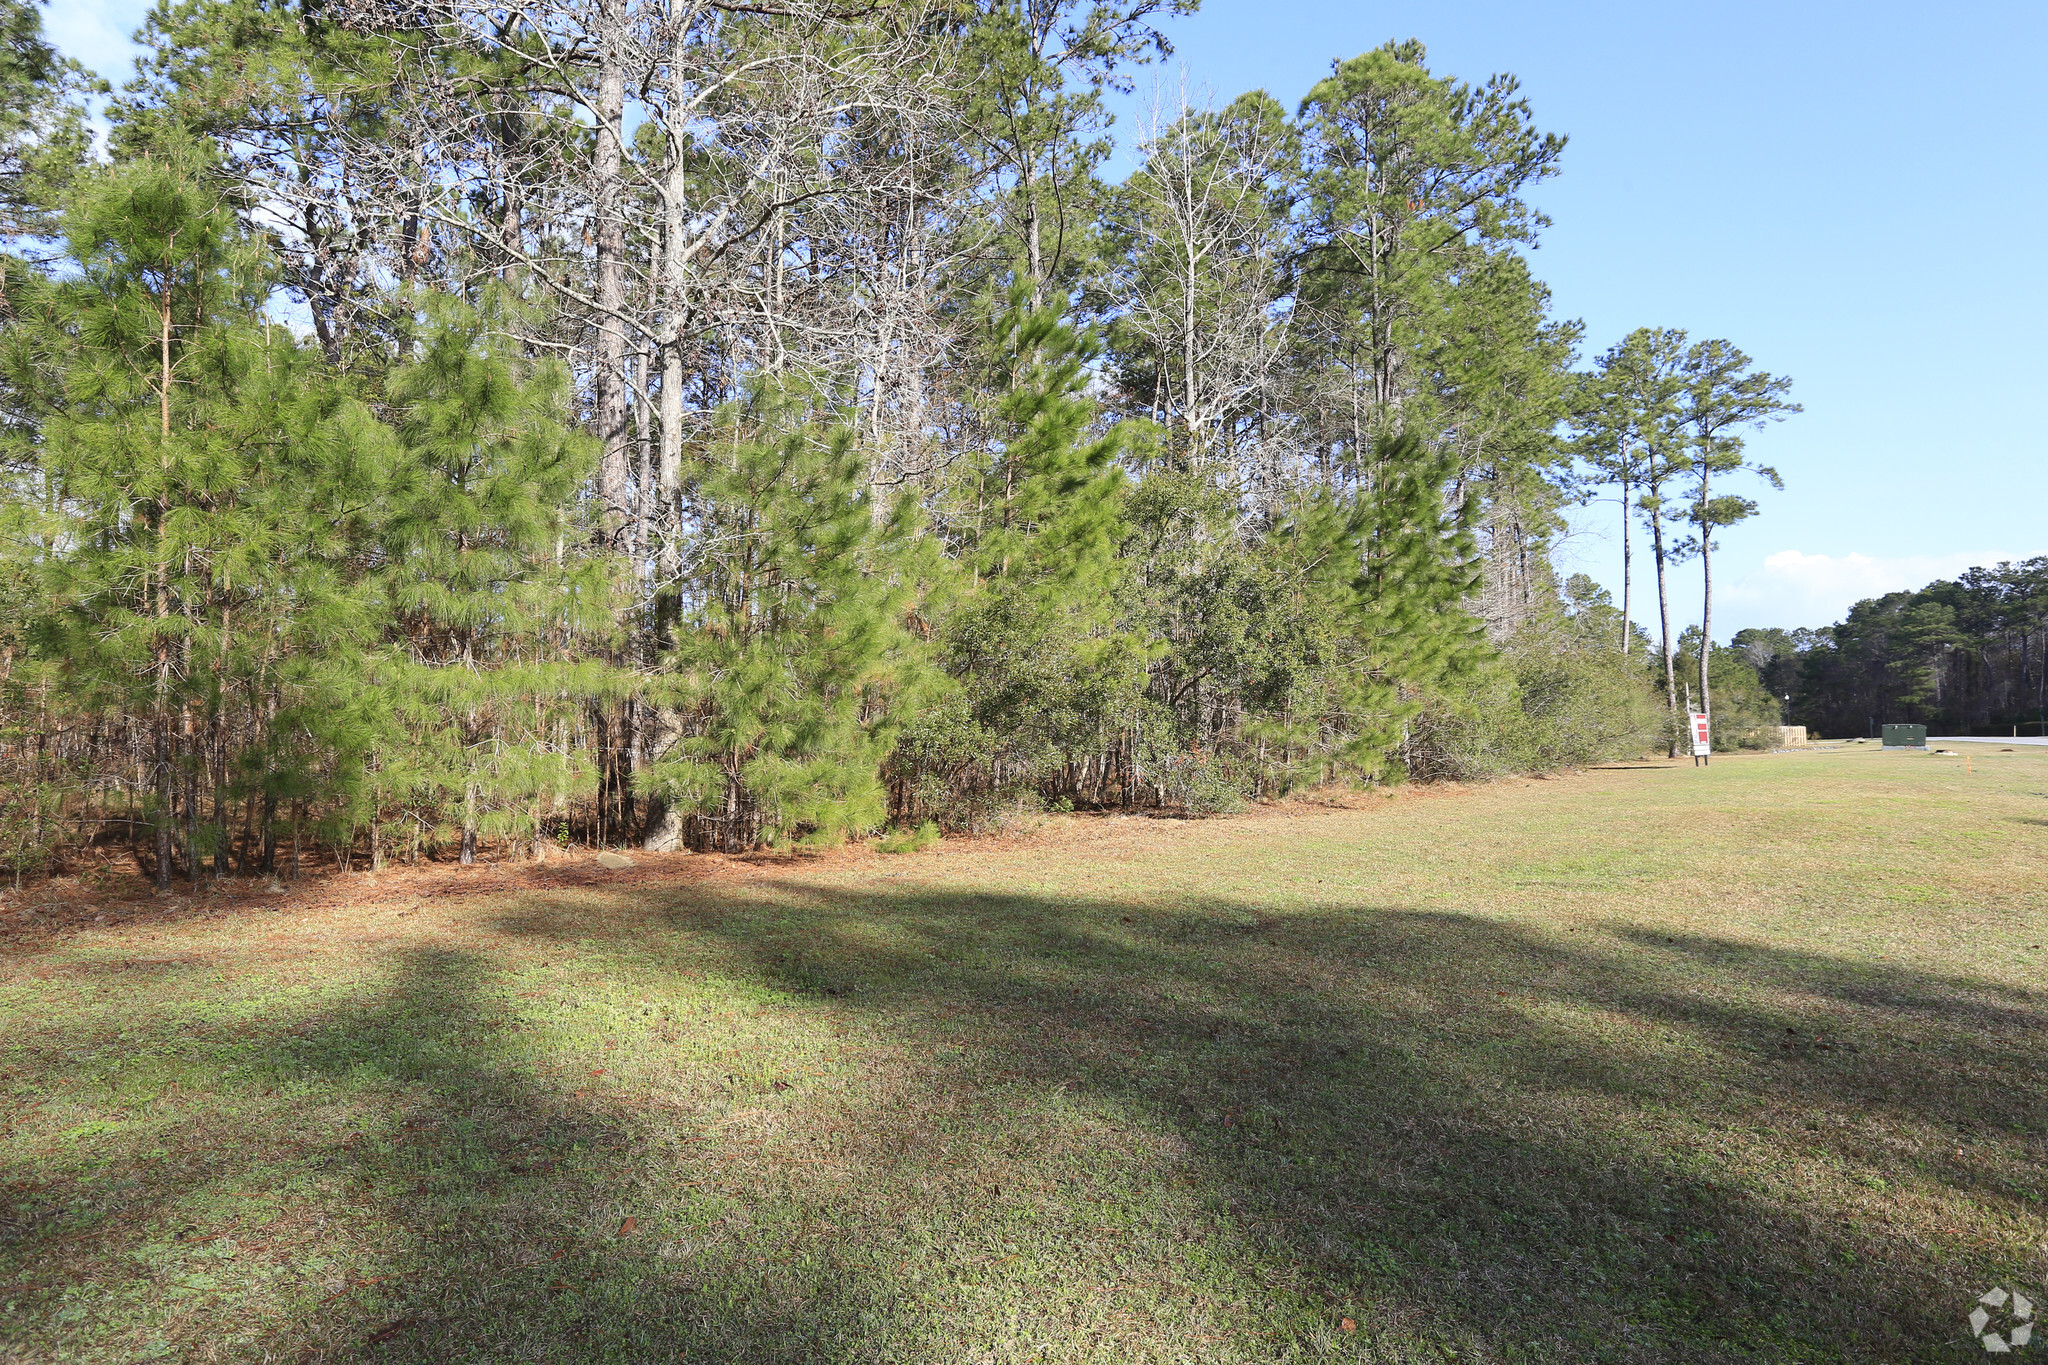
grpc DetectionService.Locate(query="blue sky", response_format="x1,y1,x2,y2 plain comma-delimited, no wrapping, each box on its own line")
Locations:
47,0,2048,640
1099,0,2048,639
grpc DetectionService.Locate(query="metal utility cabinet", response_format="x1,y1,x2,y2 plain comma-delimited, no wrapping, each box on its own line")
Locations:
1881,724,1928,749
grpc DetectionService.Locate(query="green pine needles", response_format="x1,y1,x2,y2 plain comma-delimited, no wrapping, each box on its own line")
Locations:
638,388,932,852
11,153,389,885
2,154,607,881
364,303,607,867
0,26,1685,878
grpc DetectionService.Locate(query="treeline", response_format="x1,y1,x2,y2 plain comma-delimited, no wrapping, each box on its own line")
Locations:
1737,559,2048,738
0,0,1680,884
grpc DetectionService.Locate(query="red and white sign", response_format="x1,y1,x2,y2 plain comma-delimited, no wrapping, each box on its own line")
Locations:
1689,712,1711,757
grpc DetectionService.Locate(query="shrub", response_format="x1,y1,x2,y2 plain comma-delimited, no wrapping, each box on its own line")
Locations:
877,820,941,854
886,692,1048,833
1151,750,1251,816
1408,623,1664,780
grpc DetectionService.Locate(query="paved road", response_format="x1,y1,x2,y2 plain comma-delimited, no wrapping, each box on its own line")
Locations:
1926,735,2048,746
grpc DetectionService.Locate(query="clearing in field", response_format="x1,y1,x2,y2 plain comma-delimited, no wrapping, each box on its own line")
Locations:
2,745,2044,1363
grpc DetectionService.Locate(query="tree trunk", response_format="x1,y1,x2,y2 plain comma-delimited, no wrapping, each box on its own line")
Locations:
1022,150,1041,300
183,703,200,887
639,704,684,850
460,782,478,866
1619,475,1632,655
153,271,175,889
591,6,631,539
653,34,704,635
633,341,655,566
1697,460,1714,734
153,723,173,889
260,790,277,874
1650,506,1681,758
587,2,634,859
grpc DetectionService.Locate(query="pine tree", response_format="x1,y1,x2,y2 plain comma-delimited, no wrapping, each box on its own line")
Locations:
1349,434,1487,775
970,285,1130,591
1671,339,1796,731
367,299,605,866
1570,327,1691,754
640,388,932,852
4,149,394,884
1268,433,1485,783
0,0,97,243
1294,41,1566,463
909,285,1145,824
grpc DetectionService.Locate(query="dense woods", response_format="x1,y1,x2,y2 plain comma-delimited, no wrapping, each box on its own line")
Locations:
0,0,1797,883
1738,558,2048,740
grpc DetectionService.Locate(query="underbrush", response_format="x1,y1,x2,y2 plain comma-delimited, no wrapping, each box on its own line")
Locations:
1408,623,1665,780
876,820,941,854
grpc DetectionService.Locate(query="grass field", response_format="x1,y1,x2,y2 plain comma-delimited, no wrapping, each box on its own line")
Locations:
2,744,2045,1363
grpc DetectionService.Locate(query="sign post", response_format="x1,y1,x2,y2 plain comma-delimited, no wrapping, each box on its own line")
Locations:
1689,712,1712,766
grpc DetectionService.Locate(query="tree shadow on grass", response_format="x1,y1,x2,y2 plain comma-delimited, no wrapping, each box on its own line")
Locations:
250,945,956,1363
485,879,2046,1363
5,880,2043,1364
2,945,920,1364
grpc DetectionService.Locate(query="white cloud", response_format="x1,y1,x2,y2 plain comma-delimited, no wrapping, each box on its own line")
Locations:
1718,549,2025,629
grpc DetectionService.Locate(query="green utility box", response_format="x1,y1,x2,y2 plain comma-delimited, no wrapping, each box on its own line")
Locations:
1882,724,1928,749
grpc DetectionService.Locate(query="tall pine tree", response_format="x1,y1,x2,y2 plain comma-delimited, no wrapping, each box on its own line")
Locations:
366,299,605,866
640,387,933,852
5,150,393,884
906,285,1144,825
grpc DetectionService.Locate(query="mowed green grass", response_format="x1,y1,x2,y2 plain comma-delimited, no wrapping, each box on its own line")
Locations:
2,745,2045,1363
